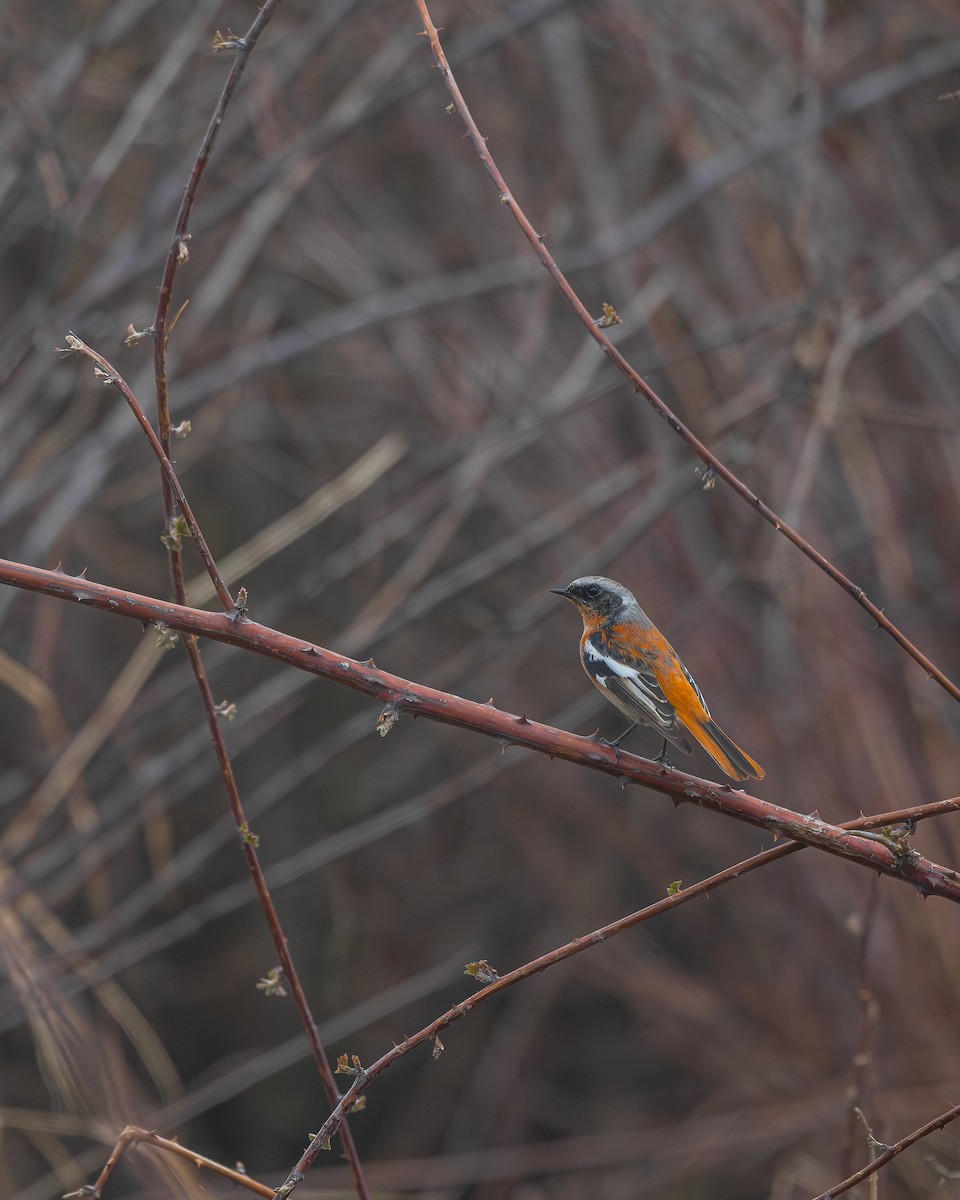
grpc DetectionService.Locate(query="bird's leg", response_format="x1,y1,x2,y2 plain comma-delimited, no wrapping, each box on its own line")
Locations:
601,721,637,750
653,739,674,769
599,722,638,762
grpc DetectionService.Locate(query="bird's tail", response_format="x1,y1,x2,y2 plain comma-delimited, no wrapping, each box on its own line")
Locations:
688,717,764,781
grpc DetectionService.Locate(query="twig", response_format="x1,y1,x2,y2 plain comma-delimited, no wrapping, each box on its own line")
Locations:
181,633,371,1200
75,1125,275,1199
151,1,283,458
62,333,236,614
272,791,954,1193
840,879,881,1179
413,0,960,707
812,1100,960,1198
130,3,371,1196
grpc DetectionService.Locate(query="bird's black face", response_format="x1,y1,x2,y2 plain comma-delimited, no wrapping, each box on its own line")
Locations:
550,579,624,618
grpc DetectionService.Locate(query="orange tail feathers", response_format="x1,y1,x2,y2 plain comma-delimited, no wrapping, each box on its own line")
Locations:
688,717,764,782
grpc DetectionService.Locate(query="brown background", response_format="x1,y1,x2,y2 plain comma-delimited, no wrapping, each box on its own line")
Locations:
2,1,960,1197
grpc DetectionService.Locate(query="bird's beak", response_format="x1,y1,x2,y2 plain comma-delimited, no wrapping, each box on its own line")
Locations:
550,586,571,598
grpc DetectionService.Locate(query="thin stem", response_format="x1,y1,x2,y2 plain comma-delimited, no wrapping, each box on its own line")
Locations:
272,798,951,1192
80,1126,275,1199
840,878,881,1179
812,1100,960,1198
134,4,371,1196
413,0,960,707
152,2,284,456
177,632,368,1200
64,334,235,613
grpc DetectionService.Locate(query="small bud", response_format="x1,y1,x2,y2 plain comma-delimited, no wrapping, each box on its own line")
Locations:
124,324,151,346
160,514,190,550
154,624,179,651
256,967,287,997
334,1053,365,1077
595,302,622,328
213,28,242,52
464,959,500,985
377,703,400,737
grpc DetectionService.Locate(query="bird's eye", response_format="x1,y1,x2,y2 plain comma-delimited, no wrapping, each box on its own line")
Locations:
583,584,602,600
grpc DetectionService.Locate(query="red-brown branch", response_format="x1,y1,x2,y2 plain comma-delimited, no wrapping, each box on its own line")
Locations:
2,557,958,900
134,6,370,1195
272,788,960,1193
413,0,960,708
813,1100,960,1198
63,333,236,613
78,1125,275,1199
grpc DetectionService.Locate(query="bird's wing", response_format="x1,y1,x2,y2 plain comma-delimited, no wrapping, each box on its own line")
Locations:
582,636,693,753
678,658,710,716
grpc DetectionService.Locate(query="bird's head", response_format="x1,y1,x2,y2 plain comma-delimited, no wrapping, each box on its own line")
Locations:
550,576,636,621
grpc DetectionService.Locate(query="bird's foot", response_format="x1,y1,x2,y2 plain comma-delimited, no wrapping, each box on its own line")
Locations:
652,741,674,770
599,723,638,763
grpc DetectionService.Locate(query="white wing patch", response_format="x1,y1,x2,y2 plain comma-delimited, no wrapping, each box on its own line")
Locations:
582,638,693,753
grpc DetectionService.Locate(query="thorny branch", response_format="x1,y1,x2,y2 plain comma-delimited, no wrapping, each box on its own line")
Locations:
1,558,957,901
413,0,960,707
273,793,954,1192
128,2,372,1197
61,333,236,614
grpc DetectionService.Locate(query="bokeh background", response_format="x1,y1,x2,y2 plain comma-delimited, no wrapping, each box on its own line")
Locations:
2,1,960,1197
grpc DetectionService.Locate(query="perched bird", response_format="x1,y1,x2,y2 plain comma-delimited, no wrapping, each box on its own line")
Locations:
551,576,764,781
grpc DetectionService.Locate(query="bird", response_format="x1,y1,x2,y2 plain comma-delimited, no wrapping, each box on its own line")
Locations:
551,576,764,781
